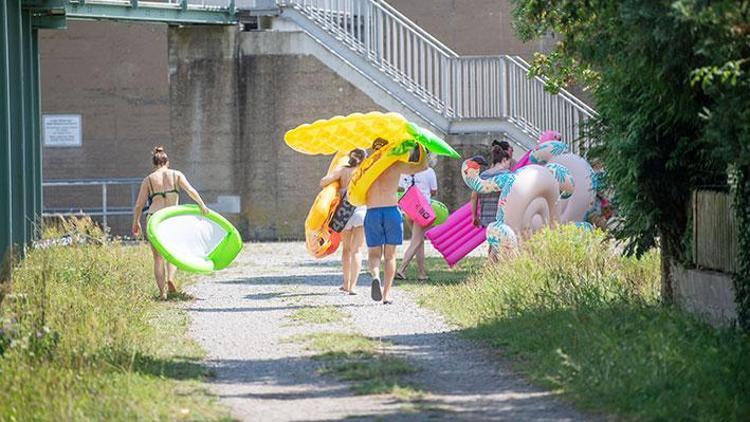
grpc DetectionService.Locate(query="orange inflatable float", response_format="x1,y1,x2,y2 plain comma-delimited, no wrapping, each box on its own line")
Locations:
304,152,349,258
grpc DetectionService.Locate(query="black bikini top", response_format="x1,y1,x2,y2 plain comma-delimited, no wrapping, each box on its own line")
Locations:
142,170,179,213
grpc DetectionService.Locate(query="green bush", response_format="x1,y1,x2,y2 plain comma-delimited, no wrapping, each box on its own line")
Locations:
0,217,227,421
510,0,750,324
419,227,750,420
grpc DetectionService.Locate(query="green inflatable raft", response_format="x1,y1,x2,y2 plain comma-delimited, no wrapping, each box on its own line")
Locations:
146,204,243,273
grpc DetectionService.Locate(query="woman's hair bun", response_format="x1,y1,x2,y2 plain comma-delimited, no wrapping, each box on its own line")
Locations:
152,146,169,166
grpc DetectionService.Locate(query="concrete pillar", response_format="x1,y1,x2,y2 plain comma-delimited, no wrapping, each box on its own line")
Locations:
168,25,241,227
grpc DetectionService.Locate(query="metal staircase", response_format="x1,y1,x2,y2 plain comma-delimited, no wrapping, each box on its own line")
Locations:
53,0,596,150
273,0,597,151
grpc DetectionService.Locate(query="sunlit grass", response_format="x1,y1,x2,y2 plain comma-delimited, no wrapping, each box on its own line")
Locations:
406,225,750,420
292,332,421,397
288,306,348,324
0,217,230,421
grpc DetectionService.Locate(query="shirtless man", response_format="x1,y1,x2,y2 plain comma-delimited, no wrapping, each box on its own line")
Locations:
365,137,428,304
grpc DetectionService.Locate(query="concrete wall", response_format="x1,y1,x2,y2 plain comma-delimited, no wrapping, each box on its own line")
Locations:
237,52,384,239
40,21,171,233
41,21,170,179
386,0,552,56
672,264,738,328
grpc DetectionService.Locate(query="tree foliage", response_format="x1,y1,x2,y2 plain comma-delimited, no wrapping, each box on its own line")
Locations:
511,0,749,321
680,0,750,331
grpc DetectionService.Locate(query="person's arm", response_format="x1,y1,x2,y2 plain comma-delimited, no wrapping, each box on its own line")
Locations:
132,178,149,237
429,168,438,198
397,145,429,173
397,174,409,193
176,171,209,214
470,191,480,227
320,167,342,187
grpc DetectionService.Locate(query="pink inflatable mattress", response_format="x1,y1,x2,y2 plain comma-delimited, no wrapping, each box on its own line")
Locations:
426,202,486,267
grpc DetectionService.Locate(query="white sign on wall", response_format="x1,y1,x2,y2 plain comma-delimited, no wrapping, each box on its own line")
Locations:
43,114,82,147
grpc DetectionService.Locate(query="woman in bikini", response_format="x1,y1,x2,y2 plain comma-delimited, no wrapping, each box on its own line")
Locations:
471,144,512,261
319,148,367,294
132,146,209,300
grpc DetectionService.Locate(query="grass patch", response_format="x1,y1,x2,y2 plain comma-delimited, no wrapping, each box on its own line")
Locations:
292,332,378,355
292,332,421,397
0,217,230,421
288,306,348,324
320,357,419,395
410,225,750,421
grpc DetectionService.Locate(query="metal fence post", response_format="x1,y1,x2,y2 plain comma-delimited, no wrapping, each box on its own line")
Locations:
102,183,108,231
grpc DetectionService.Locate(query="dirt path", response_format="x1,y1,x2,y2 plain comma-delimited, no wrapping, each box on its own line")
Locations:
186,242,586,421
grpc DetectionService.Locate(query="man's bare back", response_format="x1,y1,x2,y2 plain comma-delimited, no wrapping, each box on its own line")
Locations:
366,149,428,208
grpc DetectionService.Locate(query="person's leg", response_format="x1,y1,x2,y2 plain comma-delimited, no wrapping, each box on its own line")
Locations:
416,229,427,279
382,207,404,303
368,246,382,280
340,230,353,291
348,226,365,292
398,221,425,277
382,245,397,302
364,207,385,301
150,245,167,299
166,263,178,293
368,246,383,300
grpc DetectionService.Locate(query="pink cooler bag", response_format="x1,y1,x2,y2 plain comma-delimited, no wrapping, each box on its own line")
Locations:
398,185,436,228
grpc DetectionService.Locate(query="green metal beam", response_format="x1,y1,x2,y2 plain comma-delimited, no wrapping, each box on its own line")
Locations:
8,0,28,250
0,2,13,279
22,9,38,240
22,0,66,8
65,2,237,25
31,30,42,235
32,14,67,29
23,0,67,29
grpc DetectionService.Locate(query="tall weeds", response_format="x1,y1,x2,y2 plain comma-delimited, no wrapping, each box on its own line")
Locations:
419,226,749,420
0,217,224,420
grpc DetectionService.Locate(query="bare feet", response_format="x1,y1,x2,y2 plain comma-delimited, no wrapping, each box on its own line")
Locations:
159,291,168,301
167,280,178,294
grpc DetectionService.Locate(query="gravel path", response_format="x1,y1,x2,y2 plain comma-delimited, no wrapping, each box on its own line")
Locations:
186,241,587,421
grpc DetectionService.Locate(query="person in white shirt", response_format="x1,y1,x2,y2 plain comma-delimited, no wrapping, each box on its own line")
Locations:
396,158,438,281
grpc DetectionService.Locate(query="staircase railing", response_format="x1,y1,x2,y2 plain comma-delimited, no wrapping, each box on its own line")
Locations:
279,0,597,150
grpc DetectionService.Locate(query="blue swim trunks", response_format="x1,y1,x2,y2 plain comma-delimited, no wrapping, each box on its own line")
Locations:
364,206,403,247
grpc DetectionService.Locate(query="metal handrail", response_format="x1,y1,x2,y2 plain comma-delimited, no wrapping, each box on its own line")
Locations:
505,55,596,115
42,178,143,230
371,0,457,58
278,0,597,148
